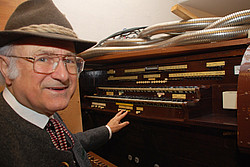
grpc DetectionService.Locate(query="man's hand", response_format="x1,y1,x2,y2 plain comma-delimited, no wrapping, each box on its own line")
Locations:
107,110,130,133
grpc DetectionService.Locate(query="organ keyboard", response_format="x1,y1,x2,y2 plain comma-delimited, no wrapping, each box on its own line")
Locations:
85,85,211,121
87,151,117,167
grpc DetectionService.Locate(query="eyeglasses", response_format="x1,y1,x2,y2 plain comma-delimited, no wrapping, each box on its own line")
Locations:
8,54,85,74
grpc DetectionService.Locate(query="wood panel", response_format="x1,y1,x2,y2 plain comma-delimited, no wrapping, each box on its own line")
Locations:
171,4,198,19
58,82,83,133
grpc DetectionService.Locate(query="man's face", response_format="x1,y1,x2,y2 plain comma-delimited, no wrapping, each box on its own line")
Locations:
7,38,78,116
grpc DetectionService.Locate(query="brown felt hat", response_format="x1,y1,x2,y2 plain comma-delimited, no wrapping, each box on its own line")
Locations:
0,0,96,54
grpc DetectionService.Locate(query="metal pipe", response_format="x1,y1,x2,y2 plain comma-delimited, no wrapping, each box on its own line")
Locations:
79,10,250,59
206,9,250,29
156,25,250,47
138,17,221,39
80,25,250,59
101,35,172,47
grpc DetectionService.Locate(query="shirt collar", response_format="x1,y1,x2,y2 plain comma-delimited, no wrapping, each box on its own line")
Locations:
3,87,49,129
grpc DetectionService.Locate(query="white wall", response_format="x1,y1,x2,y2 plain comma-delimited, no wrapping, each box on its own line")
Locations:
53,0,180,42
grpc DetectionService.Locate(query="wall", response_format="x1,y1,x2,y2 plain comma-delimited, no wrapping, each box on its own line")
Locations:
53,0,180,42
52,0,250,42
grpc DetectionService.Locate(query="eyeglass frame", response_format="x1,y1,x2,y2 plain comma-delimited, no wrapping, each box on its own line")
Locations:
6,53,85,75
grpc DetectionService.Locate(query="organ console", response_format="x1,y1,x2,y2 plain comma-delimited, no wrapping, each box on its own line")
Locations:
80,38,250,167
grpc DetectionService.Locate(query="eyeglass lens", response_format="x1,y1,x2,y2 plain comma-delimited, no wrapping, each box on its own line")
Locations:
33,55,84,74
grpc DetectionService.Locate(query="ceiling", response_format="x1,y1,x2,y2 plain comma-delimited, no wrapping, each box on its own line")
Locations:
179,0,250,17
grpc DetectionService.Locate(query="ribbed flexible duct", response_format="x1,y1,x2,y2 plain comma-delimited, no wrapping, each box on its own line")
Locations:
206,9,250,29
96,26,147,47
80,25,250,59
138,17,221,38
80,10,250,59
79,45,154,59
156,25,250,47
101,35,172,47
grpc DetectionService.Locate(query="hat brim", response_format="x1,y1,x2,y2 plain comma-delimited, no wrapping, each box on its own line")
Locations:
0,30,97,55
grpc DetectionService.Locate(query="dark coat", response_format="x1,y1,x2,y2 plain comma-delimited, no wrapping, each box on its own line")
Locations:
0,93,109,167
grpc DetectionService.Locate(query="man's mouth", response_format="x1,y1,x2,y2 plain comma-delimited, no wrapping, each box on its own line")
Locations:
47,86,68,91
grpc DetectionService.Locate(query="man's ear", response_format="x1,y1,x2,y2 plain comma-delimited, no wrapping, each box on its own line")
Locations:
0,55,12,85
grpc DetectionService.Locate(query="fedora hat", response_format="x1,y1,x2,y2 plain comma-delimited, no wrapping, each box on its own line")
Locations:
0,0,96,54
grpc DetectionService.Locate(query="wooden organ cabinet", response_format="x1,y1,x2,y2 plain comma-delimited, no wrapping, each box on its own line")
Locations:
80,38,250,167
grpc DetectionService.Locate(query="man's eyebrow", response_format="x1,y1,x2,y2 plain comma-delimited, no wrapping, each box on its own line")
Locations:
33,49,52,55
65,52,76,56
34,49,76,56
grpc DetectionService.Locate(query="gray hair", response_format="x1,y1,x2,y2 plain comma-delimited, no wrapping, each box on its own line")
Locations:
0,44,19,86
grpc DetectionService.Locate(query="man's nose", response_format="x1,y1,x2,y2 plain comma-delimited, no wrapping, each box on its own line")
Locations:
50,60,69,82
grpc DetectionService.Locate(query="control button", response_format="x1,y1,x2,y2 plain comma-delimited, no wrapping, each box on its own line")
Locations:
128,154,133,161
136,111,141,114
118,109,127,112
134,157,140,164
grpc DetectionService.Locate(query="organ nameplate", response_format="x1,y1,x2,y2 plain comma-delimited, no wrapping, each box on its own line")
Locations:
108,76,138,80
159,64,187,71
169,71,225,78
206,61,225,67
172,94,187,99
145,66,158,71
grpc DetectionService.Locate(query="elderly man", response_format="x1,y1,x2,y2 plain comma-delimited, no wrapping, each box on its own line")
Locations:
0,0,129,167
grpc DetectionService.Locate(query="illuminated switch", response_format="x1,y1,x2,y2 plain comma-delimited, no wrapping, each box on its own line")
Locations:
118,108,128,112
136,111,142,114
118,91,124,95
